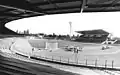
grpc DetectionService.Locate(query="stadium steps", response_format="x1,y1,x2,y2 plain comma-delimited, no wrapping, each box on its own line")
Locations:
0,54,78,75
0,64,36,75
0,70,12,75
0,61,29,71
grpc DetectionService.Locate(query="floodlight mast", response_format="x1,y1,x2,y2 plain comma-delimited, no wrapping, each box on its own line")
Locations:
69,21,72,37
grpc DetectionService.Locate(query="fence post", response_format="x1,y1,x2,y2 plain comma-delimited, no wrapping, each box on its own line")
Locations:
112,60,114,68
86,59,87,66
105,60,107,69
68,58,69,64
76,59,78,64
44,56,46,59
52,56,53,61
39,55,41,58
60,56,61,62
95,59,97,67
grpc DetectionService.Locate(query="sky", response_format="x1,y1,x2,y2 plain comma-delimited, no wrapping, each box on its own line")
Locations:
6,12,120,37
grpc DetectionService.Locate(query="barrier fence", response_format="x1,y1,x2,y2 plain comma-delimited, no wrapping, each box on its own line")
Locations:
0,48,119,71
0,43,117,70
31,54,116,70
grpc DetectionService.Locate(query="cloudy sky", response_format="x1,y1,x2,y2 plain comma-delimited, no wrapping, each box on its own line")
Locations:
6,12,120,37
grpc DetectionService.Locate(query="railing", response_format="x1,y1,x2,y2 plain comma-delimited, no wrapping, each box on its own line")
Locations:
30,54,118,71
1,46,120,71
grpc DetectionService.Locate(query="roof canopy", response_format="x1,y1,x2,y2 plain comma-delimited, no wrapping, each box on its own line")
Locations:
0,0,120,23
76,29,109,35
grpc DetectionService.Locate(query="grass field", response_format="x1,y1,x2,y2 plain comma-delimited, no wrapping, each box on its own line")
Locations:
28,39,101,48
28,39,120,69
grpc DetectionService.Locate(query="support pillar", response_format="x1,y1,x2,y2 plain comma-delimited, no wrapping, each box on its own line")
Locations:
81,0,87,13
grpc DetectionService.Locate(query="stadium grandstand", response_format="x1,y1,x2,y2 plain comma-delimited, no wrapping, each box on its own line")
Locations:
75,29,110,43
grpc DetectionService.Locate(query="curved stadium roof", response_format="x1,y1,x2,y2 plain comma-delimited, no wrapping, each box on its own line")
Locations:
0,0,120,23
0,0,120,35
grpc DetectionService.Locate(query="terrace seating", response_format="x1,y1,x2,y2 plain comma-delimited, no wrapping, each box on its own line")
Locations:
75,37,106,43
75,35,108,43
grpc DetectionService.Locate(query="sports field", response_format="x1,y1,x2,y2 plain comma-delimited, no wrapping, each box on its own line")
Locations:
1,38,120,75
28,39,120,69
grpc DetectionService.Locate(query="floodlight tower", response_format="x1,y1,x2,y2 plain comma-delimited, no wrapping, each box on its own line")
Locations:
69,21,72,37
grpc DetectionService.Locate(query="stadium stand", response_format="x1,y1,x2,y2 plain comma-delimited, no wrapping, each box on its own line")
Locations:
75,29,110,43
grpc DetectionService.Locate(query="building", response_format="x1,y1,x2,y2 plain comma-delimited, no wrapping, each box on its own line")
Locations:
75,29,110,43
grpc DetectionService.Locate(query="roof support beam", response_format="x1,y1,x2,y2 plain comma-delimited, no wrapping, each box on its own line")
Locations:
84,6,120,12
46,9,80,14
112,0,120,6
0,9,15,13
46,0,59,9
87,3,120,8
0,0,45,14
44,6,80,12
85,0,120,12
32,0,80,6
81,0,87,13
0,12,23,17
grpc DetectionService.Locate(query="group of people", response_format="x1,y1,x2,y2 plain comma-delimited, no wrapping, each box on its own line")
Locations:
64,45,83,53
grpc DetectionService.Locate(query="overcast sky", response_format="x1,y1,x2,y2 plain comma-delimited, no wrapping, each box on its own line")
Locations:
6,12,120,37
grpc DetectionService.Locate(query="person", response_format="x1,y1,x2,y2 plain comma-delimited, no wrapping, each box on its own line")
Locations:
102,45,109,50
32,48,34,52
74,46,79,53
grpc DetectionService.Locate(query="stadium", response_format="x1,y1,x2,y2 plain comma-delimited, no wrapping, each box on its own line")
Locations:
17,29,120,69
1,34,120,75
1,0,120,75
